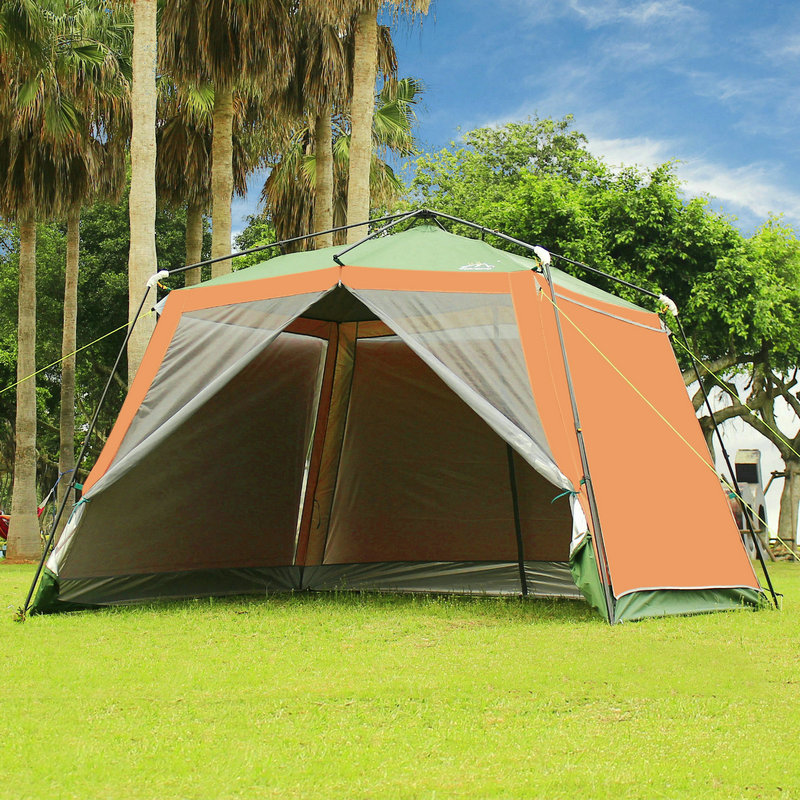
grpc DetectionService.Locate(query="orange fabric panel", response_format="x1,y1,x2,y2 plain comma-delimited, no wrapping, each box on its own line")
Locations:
510,272,583,491
342,266,512,294
355,320,394,338
294,321,337,566
555,296,759,594
171,267,340,313
285,317,333,338
303,323,357,565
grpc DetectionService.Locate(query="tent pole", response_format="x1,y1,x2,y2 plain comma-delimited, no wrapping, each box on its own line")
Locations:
20,284,156,618
166,211,413,278
419,209,663,301
541,262,617,624
506,444,528,596
331,210,423,266
674,318,779,608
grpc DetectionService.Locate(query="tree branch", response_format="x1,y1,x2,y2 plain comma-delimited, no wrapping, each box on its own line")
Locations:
681,352,758,387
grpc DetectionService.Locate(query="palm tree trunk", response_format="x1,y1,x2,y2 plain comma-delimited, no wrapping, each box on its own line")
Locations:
345,10,378,245
184,199,204,286
314,106,334,248
127,0,158,387
6,213,40,562
211,84,234,278
55,204,80,542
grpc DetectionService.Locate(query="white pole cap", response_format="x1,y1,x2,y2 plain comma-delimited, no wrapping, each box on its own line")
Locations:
533,246,551,267
658,294,679,316
146,270,170,290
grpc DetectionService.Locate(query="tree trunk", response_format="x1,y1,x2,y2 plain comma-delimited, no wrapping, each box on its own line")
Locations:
314,107,334,248
56,205,80,542
345,10,377,245
127,0,158,387
184,199,203,286
211,84,234,278
777,460,800,550
6,214,40,562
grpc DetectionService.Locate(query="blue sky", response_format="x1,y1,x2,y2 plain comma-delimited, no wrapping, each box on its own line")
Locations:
393,0,800,233
235,0,800,239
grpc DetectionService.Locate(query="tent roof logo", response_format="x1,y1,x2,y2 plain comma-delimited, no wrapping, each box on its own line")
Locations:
458,262,495,271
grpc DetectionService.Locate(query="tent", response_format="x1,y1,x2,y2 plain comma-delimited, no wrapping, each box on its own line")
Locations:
31,218,769,622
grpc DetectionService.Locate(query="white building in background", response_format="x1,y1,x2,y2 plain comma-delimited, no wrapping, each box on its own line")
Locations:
702,381,799,547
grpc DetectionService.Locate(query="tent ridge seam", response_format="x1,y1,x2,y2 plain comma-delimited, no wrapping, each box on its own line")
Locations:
554,293,664,332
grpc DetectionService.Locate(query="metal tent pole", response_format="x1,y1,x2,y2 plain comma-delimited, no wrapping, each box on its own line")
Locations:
331,209,423,265
506,444,529,596
674,317,779,608
540,259,617,624
167,211,413,278
20,281,159,618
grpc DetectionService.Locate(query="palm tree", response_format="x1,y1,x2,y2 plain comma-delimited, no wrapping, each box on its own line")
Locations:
156,81,213,286
287,5,354,248
346,0,428,243
161,0,294,278
261,12,401,249
262,76,422,248
156,80,258,285
0,0,119,559
54,1,131,536
126,0,157,384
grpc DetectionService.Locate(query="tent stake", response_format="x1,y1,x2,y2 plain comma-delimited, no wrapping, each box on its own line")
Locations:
20,284,156,618
506,444,528,597
674,318,779,608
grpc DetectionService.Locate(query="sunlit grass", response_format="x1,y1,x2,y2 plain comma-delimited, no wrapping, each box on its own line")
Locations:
1,561,798,799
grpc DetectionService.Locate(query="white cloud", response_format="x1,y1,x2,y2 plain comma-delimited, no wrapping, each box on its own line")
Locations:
585,134,800,226
569,0,699,27
498,0,700,26
680,161,800,223
747,24,800,64
589,134,674,167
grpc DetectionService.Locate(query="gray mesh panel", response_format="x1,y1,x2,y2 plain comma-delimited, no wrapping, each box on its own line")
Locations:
94,291,327,494
348,289,569,489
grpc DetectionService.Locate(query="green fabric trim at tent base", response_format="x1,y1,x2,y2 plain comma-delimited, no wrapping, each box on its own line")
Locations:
614,586,767,622
569,535,610,621
34,554,768,621
30,568,97,615
569,535,767,623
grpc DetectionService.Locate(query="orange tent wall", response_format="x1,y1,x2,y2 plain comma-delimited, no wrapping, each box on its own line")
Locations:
512,270,759,597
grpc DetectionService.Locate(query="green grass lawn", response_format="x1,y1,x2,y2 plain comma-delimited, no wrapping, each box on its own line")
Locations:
1,562,799,800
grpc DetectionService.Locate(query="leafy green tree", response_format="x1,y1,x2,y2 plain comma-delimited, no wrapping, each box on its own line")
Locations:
0,0,129,559
685,219,800,545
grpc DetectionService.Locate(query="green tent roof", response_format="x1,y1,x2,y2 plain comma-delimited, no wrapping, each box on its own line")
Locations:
190,224,645,311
